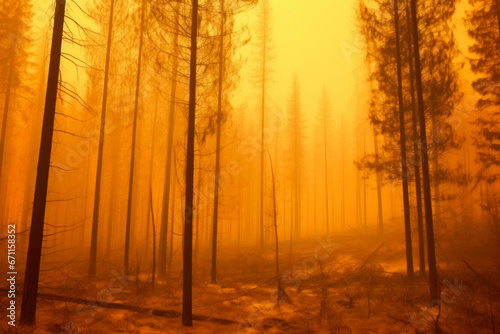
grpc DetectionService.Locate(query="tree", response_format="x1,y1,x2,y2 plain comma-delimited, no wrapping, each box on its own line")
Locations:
468,0,500,186
255,0,273,247
269,151,285,304
409,0,439,301
124,0,147,275
157,1,180,278
20,0,66,324
406,0,425,275
318,89,332,235
183,0,199,325
89,0,116,278
210,0,254,284
211,0,225,285
288,75,303,240
358,0,461,215
394,0,413,278
359,0,460,295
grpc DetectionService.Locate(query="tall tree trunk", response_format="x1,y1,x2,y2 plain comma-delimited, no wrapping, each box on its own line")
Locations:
150,188,156,289
433,136,441,217
289,181,293,258
211,0,225,284
363,129,367,232
89,0,115,278
356,136,362,229
341,116,345,230
406,0,426,276
82,151,91,248
168,166,175,274
410,0,439,301
323,94,330,235
20,0,66,324
394,0,414,279
159,4,180,277
374,131,384,237
294,87,300,239
183,0,198,326
145,93,159,257
260,32,266,249
124,0,146,275
269,152,280,294
105,145,118,258
194,157,201,266
314,148,318,234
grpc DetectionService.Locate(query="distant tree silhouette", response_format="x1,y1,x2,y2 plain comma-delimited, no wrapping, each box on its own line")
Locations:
288,75,304,240
318,89,332,235
255,0,273,248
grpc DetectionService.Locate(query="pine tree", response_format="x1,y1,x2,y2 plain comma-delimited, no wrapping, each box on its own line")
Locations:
158,1,180,278
183,0,199,325
88,0,116,278
394,0,413,278
288,75,303,240
255,0,273,247
468,0,500,181
20,0,65,324
409,0,439,301
124,0,147,275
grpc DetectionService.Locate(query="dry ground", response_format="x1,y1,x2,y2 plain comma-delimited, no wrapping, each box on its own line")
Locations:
1,220,499,333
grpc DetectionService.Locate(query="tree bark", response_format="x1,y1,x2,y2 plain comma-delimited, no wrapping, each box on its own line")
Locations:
260,14,266,249
363,129,367,233
211,0,225,284
20,0,66,325
269,153,279,282
323,93,330,235
374,131,384,237
89,0,115,278
124,0,146,275
410,0,439,301
293,81,301,238
183,0,199,326
159,3,180,277
168,164,176,274
394,0,414,279
406,0,426,276
145,92,159,257
341,116,346,230
150,188,156,289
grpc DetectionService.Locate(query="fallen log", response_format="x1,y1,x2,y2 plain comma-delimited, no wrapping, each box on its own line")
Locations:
0,288,236,325
462,259,500,292
358,242,385,271
348,225,363,235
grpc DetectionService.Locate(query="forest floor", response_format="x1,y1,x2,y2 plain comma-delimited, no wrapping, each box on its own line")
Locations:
1,219,499,333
